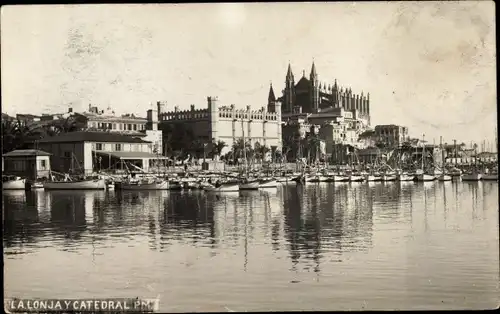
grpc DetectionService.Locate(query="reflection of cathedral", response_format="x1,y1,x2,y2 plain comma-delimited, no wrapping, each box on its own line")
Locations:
268,62,371,123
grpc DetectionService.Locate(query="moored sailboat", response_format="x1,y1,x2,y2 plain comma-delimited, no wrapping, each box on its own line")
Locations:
43,174,106,190
2,176,27,190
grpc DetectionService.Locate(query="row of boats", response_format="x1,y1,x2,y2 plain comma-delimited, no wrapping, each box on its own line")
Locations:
2,167,497,192
1,173,281,192
294,168,498,183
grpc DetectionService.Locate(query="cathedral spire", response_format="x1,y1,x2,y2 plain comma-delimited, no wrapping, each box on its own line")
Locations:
286,63,294,80
310,61,317,79
268,82,276,103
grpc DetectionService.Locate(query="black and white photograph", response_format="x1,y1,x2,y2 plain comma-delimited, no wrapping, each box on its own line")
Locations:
2,2,498,312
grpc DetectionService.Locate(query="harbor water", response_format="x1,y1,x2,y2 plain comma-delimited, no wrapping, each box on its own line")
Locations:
3,181,499,311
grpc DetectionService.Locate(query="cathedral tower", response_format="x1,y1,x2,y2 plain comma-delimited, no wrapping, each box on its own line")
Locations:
309,62,319,113
284,63,295,113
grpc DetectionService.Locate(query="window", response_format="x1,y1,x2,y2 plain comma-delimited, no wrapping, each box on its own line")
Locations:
96,143,103,150
115,144,122,151
127,124,132,130
64,151,71,158
133,124,137,131
112,123,116,130
108,123,112,129
40,159,47,170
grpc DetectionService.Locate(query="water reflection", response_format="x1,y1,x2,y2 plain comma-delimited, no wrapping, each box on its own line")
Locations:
3,181,499,311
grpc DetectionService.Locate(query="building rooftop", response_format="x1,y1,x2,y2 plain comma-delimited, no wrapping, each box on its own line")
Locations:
3,149,52,157
95,151,168,160
37,131,150,144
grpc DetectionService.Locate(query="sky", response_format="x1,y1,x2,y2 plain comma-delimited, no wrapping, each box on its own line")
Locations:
1,2,497,146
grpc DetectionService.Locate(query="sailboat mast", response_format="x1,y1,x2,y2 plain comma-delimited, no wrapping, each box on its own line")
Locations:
241,119,247,176
440,136,444,168
422,134,425,170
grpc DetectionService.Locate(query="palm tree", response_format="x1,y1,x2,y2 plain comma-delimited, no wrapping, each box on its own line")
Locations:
306,132,321,164
1,118,47,154
231,138,252,164
254,142,270,163
211,140,227,160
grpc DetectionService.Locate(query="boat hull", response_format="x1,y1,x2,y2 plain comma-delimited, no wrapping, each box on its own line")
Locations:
120,181,170,190
397,174,415,181
462,173,482,181
205,183,240,192
259,179,278,188
415,174,436,182
365,175,382,182
2,178,27,190
328,175,348,182
437,174,452,181
482,174,498,181
381,175,397,182
44,179,106,190
239,181,260,190
349,175,364,182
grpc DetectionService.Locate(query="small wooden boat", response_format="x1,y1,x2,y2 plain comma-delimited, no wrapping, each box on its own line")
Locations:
2,176,27,190
462,173,482,181
239,178,260,190
44,177,106,190
396,173,415,181
120,178,170,190
415,174,436,182
364,174,382,182
482,173,498,181
204,182,240,192
348,175,365,182
324,175,347,182
30,181,45,190
259,178,278,188
437,174,452,181
168,181,183,190
381,174,397,182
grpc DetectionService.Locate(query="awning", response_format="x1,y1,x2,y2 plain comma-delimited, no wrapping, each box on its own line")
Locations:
94,151,169,160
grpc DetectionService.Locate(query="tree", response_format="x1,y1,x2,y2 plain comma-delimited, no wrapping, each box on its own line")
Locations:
254,143,270,163
1,118,47,154
211,140,227,160
231,138,252,164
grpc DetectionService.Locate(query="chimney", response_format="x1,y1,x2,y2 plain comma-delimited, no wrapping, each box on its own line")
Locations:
190,104,195,111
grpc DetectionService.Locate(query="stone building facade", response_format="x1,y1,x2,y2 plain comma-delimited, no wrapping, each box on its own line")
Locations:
157,97,283,155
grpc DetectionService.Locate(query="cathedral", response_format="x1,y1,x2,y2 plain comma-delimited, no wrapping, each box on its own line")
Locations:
267,62,371,122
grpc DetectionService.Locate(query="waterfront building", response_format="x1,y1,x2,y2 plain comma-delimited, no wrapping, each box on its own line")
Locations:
2,149,51,180
157,96,283,155
35,131,166,174
76,104,148,135
374,124,409,148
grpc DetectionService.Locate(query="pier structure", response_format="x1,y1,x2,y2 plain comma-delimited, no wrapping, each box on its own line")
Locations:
157,97,283,154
